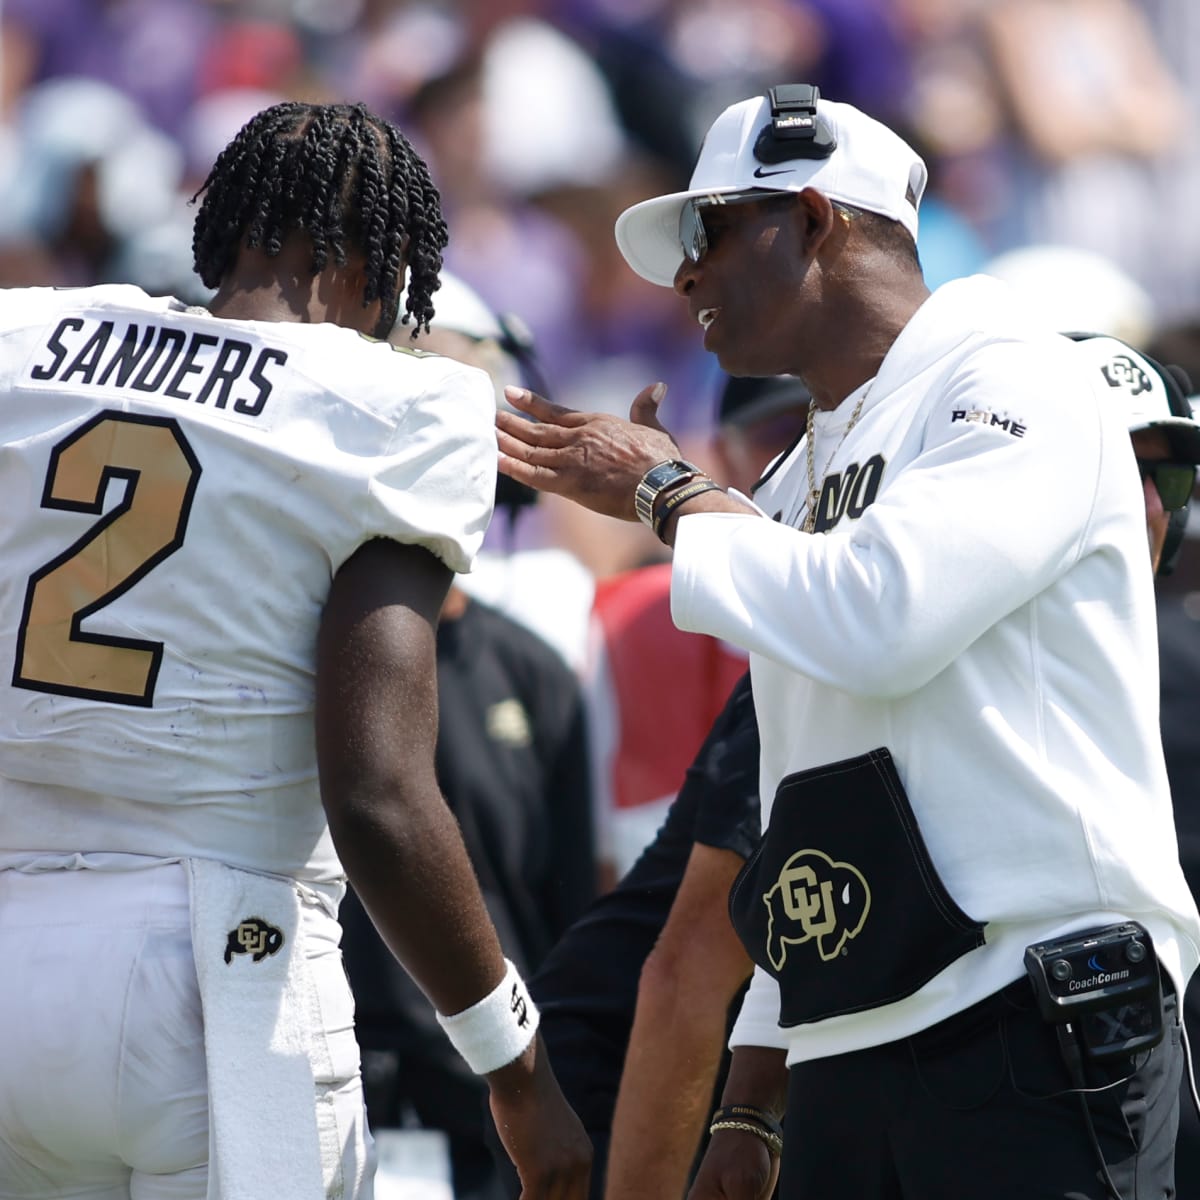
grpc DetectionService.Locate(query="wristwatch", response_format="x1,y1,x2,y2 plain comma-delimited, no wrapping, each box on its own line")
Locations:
634,459,703,528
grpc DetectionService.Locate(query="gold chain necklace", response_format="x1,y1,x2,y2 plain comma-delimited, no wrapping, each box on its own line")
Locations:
802,387,868,533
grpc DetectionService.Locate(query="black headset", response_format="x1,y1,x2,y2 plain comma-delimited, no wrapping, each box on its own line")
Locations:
1066,332,1195,576
753,85,837,165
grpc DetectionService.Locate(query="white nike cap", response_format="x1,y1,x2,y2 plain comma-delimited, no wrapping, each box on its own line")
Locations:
615,87,928,287
1073,334,1200,462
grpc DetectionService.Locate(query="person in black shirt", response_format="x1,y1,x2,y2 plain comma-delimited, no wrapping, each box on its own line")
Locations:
490,670,759,1200
340,596,595,1200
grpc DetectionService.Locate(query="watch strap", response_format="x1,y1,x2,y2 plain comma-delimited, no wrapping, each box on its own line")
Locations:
652,476,722,541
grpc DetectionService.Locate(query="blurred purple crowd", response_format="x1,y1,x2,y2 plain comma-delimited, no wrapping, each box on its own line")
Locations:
2,0,1198,578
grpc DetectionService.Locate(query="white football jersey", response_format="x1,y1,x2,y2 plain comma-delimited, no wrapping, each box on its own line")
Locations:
0,284,497,883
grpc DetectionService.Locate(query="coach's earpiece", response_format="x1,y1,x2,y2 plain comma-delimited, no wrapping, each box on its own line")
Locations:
753,85,837,165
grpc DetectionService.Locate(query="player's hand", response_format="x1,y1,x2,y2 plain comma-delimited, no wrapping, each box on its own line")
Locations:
488,1035,593,1199
496,383,681,521
686,1128,779,1200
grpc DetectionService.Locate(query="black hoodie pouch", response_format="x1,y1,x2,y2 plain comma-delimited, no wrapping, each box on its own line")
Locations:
728,747,986,1028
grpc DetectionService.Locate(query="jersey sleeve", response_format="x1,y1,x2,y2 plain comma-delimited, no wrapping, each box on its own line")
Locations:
341,355,498,575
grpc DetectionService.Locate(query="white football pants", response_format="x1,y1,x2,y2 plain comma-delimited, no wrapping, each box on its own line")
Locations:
0,860,373,1200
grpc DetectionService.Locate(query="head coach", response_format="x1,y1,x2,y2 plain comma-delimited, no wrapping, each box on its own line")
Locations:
495,84,1200,1199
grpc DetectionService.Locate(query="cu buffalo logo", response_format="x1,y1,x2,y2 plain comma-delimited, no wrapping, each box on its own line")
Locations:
224,916,285,964
1101,355,1152,397
762,849,871,970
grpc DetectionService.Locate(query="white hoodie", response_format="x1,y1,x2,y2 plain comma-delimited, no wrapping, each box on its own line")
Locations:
670,275,1200,1063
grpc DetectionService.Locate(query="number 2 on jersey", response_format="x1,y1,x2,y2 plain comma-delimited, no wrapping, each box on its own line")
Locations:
13,410,201,706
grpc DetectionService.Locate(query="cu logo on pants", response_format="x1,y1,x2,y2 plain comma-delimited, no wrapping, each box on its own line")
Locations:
224,916,285,964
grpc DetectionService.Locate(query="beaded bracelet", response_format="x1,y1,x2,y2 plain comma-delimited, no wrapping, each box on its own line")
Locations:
652,476,723,541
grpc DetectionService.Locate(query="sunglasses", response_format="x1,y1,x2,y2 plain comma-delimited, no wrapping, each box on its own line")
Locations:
1137,459,1196,511
678,192,863,265
678,190,798,264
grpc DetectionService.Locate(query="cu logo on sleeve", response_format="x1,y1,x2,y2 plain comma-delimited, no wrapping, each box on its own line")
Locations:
224,916,285,964
762,849,871,970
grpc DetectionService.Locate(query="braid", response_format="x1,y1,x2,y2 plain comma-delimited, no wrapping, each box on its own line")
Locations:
382,122,447,336
292,106,342,271
192,101,449,335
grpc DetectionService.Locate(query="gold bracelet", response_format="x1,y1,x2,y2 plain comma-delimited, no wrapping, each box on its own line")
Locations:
708,1119,784,1157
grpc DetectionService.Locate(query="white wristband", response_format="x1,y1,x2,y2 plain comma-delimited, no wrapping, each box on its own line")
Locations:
435,958,540,1075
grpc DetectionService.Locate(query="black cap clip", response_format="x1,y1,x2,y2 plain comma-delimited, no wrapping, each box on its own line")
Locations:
754,84,837,164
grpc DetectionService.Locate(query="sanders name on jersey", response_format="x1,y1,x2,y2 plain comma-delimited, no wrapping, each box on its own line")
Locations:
27,316,288,418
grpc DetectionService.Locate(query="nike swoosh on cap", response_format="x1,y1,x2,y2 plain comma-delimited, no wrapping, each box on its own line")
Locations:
753,166,791,178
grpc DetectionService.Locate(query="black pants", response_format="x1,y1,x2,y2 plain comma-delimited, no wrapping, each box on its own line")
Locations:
361,1047,508,1200
780,980,1183,1199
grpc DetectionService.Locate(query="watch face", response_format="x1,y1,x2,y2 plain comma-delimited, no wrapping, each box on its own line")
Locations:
646,460,698,490
636,460,700,527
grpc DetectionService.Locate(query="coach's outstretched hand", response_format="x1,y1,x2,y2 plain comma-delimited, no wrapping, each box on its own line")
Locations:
496,383,681,521
488,1035,593,1199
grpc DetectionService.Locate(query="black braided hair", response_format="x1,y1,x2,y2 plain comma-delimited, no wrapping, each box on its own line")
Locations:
191,101,448,336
